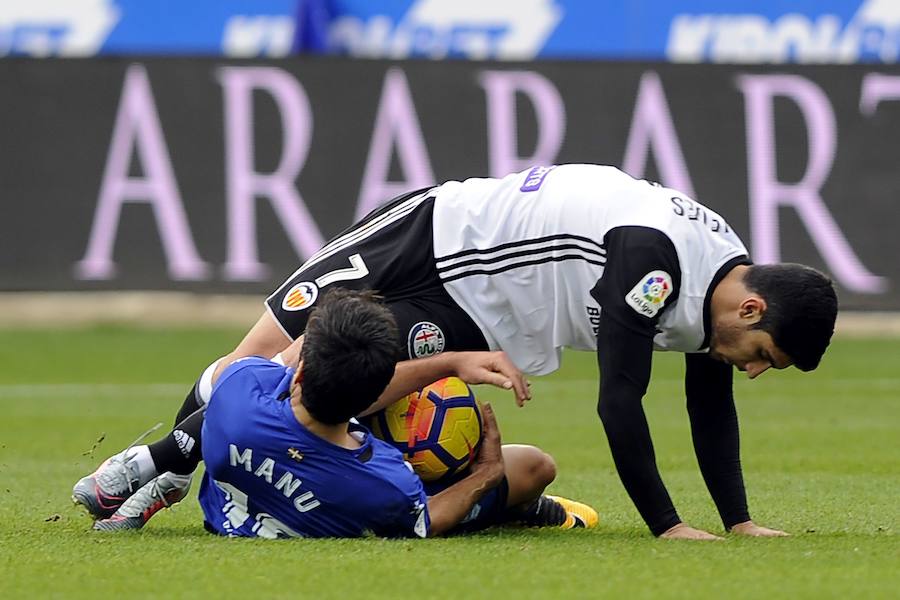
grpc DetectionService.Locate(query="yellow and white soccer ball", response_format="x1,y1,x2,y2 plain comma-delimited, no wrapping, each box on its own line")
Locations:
367,377,483,482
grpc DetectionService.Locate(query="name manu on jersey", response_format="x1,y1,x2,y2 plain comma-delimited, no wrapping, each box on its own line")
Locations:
229,444,321,513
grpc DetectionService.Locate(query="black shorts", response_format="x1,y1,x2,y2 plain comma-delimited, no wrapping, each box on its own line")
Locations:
424,476,510,536
266,188,488,359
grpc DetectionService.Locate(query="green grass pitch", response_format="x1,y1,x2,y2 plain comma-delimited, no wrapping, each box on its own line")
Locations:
0,328,897,598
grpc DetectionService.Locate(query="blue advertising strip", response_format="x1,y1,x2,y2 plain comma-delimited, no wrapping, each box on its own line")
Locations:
306,0,899,63
0,0,298,57
0,1,897,61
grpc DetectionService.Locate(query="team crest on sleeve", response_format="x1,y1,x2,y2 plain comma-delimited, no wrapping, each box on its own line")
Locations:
282,282,318,311
407,322,445,358
625,271,672,318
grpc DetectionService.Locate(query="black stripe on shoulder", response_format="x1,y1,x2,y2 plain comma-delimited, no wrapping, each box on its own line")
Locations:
436,242,606,274
439,254,606,284
435,233,605,264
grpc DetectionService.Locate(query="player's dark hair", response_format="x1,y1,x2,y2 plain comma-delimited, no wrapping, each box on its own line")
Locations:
298,288,399,424
743,264,838,371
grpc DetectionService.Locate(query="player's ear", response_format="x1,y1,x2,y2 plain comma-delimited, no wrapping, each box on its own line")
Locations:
293,361,305,387
739,295,767,324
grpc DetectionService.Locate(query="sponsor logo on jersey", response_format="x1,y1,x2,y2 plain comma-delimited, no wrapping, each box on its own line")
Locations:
520,165,556,192
282,282,318,311
408,321,445,358
586,305,601,336
625,270,672,318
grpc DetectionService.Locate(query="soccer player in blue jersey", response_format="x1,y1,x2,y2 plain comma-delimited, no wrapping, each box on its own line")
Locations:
89,290,595,537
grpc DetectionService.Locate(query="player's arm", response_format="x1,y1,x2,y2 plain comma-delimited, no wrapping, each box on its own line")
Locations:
686,353,788,537
685,353,748,527
360,351,530,417
425,403,505,536
205,335,306,391
593,227,719,539
596,315,684,536
275,335,304,369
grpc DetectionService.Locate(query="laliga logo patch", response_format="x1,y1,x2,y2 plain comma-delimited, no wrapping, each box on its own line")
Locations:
625,270,672,318
408,321,445,358
282,282,318,311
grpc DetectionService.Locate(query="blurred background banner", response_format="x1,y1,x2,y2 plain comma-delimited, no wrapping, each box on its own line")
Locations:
1,58,897,308
0,0,299,57
4,1,900,62
304,0,900,62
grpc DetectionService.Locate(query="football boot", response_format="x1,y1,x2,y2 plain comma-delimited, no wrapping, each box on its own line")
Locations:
93,472,192,531
72,423,162,519
546,495,599,529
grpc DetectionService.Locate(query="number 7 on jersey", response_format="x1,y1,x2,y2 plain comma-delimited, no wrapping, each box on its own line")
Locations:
314,254,370,288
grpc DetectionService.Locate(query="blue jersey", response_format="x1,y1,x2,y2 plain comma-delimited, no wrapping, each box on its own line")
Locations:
198,357,430,539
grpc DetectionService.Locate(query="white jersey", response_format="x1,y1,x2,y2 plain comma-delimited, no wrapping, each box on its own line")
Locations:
431,164,749,375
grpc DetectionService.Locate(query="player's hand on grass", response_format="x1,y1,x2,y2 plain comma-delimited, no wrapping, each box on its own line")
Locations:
470,403,505,486
452,351,531,407
660,523,725,541
729,521,789,537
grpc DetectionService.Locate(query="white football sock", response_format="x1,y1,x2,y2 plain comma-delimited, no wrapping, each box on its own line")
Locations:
127,445,159,485
197,357,225,406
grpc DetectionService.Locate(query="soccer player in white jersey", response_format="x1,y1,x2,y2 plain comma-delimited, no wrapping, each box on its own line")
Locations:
76,164,837,540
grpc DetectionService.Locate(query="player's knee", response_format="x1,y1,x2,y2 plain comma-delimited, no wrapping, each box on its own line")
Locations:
519,446,556,490
534,449,557,489
502,444,557,501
